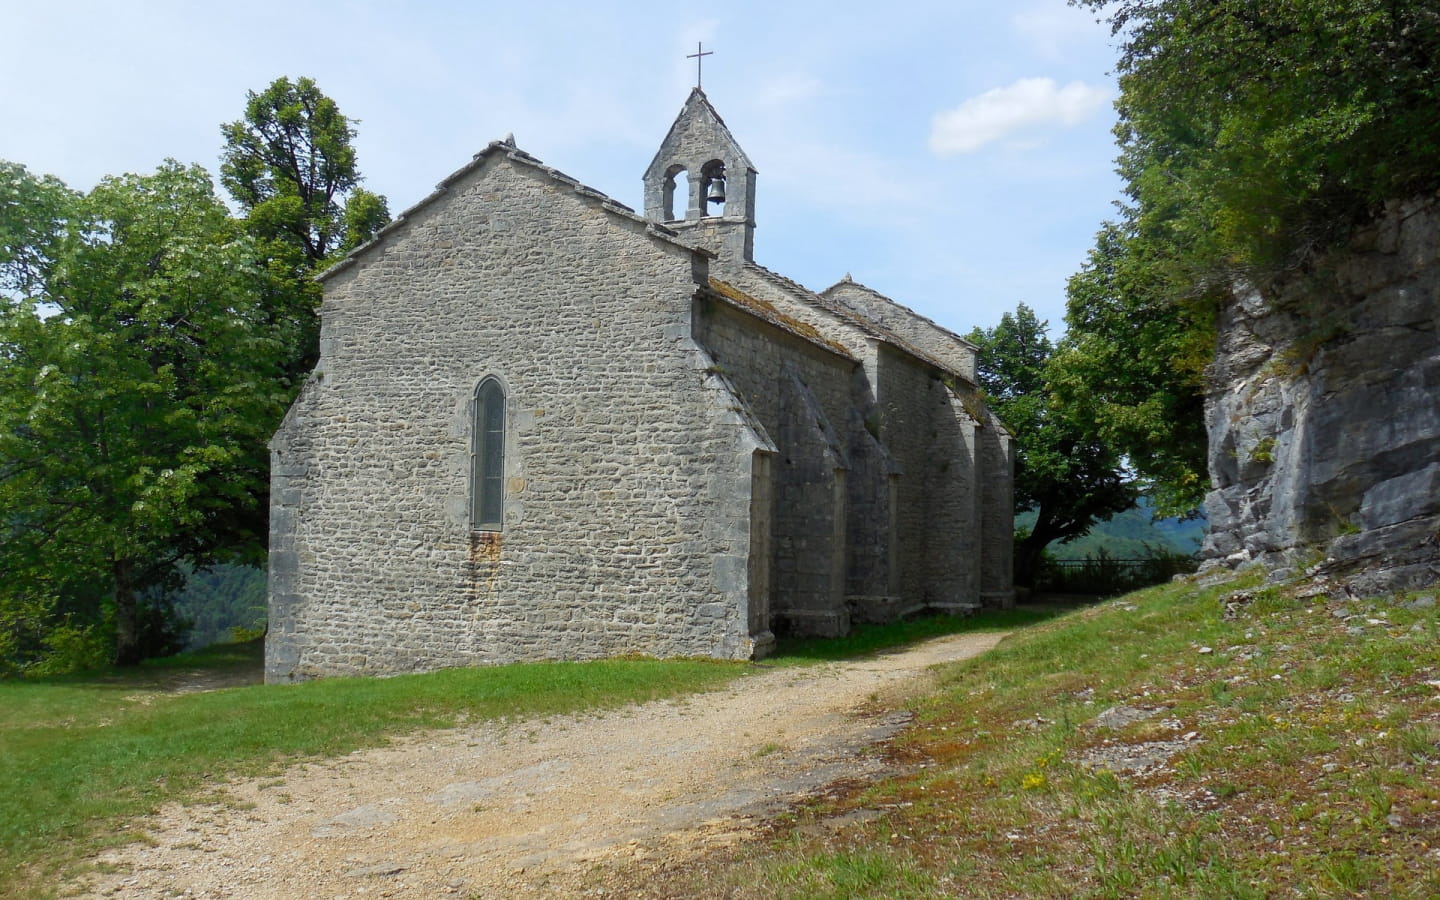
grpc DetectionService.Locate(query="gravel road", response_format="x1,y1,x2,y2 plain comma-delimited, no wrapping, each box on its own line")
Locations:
72,630,1005,899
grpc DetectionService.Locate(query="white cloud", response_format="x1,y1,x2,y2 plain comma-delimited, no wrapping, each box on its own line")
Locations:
927,78,1110,156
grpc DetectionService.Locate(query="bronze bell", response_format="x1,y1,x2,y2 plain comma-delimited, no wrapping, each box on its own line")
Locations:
706,176,726,205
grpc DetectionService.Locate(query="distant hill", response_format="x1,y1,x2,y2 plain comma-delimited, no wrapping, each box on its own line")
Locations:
1019,499,1205,561
171,564,267,649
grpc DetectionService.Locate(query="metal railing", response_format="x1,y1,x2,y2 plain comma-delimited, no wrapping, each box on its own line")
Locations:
1036,554,1198,596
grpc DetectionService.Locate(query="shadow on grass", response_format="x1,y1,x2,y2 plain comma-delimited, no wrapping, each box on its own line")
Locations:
14,638,266,693
140,638,265,671
25,607,1073,689
20,602,1078,691
770,607,1066,663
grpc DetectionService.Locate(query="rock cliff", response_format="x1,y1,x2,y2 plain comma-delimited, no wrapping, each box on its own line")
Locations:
1201,196,1440,591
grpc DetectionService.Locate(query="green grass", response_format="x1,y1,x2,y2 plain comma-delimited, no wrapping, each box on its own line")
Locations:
0,609,1039,897
2,642,271,732
133,638,266,672
0,643,747,896
611,574,1440,898
770,607,1057,663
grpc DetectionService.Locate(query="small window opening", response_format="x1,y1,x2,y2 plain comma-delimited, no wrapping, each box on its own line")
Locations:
471,378,505,531
663,165,688,222
701,159,726,216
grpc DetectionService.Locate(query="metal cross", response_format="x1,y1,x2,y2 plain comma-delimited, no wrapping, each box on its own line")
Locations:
687,42,714,88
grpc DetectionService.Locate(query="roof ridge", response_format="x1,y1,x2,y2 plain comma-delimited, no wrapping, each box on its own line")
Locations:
822,275,978,349
705,277,855,360
741,263,969,379
743,262,900,337
321,138,701,281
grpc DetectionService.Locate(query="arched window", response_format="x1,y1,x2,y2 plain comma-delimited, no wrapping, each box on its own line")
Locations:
700,159,726,217
662,164,688,222
471,378,505,531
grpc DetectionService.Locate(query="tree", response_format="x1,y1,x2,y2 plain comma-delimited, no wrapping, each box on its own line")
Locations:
220,76,389,378
1050,223,1213,515
968,304,1137,588
0,162,72,298
1057,0,1440,509
1073,0,1440,283
0,162,291,669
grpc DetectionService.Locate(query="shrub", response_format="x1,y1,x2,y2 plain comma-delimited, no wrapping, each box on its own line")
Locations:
1037,546,1198,596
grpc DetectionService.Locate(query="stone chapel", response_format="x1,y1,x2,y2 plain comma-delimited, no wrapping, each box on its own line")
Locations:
265,88,1014,682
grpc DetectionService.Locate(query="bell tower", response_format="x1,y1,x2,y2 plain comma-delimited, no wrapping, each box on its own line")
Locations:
643,88,757,262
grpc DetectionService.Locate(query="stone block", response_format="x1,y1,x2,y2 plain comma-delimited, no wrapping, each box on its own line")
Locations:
1360,463,1440,531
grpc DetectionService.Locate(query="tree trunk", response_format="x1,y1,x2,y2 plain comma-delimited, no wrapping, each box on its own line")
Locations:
113,561,142,666
1014,531,1052,591
1015,503,1068,591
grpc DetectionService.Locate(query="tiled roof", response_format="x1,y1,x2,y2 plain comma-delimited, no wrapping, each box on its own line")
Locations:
740,263,969,380
704,278,855,360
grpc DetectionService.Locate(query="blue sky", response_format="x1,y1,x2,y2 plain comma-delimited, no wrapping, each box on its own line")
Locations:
1,0,1124,336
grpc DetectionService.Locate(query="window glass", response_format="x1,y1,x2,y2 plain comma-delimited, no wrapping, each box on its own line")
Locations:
472,379,505,530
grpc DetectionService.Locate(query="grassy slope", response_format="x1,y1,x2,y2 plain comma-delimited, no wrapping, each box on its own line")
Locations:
0,610,1043,898
9,580,1438,898
617,575,1440,898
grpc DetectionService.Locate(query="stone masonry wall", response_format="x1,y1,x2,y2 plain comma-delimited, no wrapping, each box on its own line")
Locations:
725,265,878,366
874,344,983,612
1202,195,1440,591
978,413,1015,606
773,370,850,636
694,298,858,636
720,266,1010,611
694,298,856,449
267,154,769,681
842,375,903,618
922,393,980,612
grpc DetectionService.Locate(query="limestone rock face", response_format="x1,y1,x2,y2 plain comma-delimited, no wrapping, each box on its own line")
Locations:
1201,196,1440,589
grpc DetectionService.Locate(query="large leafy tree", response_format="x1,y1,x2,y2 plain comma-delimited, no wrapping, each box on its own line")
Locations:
968,304,1136,588
1076,0,1440,282
1051,223,1213,515
220,76,389,378
1059,0,1440,508
0,162,291,669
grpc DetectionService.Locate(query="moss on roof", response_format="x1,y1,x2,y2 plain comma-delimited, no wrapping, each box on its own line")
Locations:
707,278,854,359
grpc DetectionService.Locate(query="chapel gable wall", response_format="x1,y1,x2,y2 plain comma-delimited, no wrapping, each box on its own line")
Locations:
266,157,764,681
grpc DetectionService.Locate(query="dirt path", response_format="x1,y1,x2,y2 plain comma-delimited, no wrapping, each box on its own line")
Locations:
71,631,1005,899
